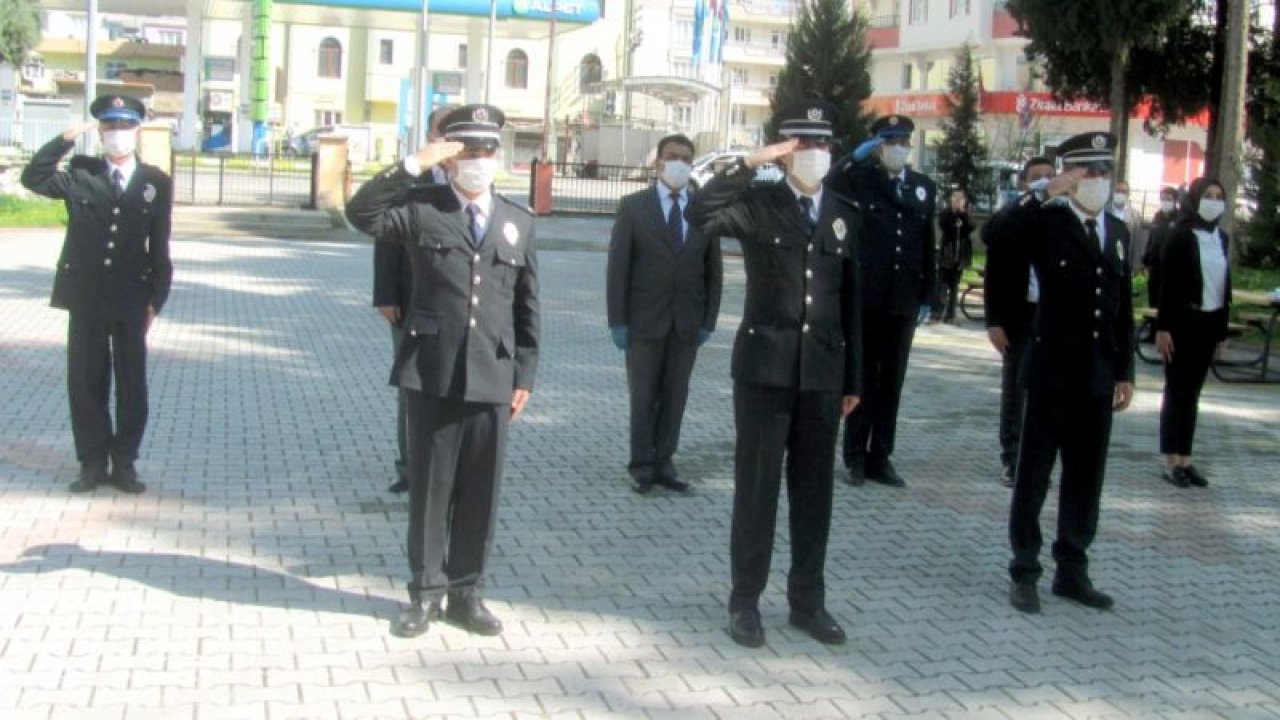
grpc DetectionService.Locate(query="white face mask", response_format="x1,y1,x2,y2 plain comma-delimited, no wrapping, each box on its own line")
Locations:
1027,177,1052,194
881,144,911,172
1160,199,1176,214
1112,192,1128,209
102,129,137,158
1197,198,1225,223
1073,177,1111,214
453,157,498,194
788,148,831,188
659,160,691,190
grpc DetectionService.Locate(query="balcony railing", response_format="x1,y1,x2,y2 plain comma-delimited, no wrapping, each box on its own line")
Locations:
737,0,799,19
867,14,901,50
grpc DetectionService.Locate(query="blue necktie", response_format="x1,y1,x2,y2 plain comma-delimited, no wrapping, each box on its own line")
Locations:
466,203,484,249
667,192,684,250
798,196,816,233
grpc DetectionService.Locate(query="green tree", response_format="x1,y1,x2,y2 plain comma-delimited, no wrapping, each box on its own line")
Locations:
933,42,989,202
769,0,874,151
0,0,40,67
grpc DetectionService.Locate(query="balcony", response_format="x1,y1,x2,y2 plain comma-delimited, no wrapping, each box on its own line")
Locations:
721,41,788,67
992,1,1020,39
734,0,800,22
867,14,900,50
728,85,772,107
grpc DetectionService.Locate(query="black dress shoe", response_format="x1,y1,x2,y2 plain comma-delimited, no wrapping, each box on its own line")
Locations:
653,474,691,493
1051,578,1114,610
70,463,108,493
1163,466,1191,488
789,608,846,645
1183,465,1209,487
387,477,410,494
867,459,906,487
1009,580,1040,613
108,464,146,494
843,456,866,487
445,596,503,636
630,477,654,494
1000,465,1015,489
390,598,441,638
727,608,765,648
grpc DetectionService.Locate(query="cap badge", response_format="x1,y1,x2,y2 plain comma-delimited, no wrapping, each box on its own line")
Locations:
807,108,823,121
833,217,847,240
474,107,489,122
889,116,900,126
112,98,124,108
915,186,927,202
143,184,156,203
503,221,519,245
1091,134,1106,149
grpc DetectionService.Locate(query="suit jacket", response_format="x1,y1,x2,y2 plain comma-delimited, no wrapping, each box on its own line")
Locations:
827,160,936,316
687,162,862,395
606,185,723,342
983,191,1037,334
21,136,173,320
1005,196,1135,397
1156,221,1232,341
346,163,540,404
372,167,446,316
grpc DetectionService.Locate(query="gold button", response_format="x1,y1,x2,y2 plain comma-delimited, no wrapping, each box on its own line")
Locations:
805,270,813,278
107,242,115,249
802,324,810,332
469,318,477,328
110,225,118,233
471,296,479,306
474,254,481,262
805,295,813,304
774,238,781,245
104,259,112,266
473,275,481,285
112,208,120,215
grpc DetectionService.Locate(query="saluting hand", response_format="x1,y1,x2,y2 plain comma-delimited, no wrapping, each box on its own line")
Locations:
510,388,531,421
746,138,799,169
377,306,401,324
1045,167,1087,198
62,122,97,143
413,141,464,170
1113,382,1134,411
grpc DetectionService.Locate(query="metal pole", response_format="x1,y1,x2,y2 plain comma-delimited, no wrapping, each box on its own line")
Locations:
85,0,99,153
1214,0,1249,236
539,0,558,160
484,0,497,103
411,0,433,153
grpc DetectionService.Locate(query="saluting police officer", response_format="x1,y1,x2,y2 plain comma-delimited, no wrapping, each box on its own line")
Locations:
20,95,173,495
687,101,862,649
828,115,936,488
346,105,540,639
1002,132,1135,614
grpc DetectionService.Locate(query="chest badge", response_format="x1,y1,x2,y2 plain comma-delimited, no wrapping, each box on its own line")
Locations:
833,217,847,240
915,186,927,202
143,183,156,203
503,221,519,245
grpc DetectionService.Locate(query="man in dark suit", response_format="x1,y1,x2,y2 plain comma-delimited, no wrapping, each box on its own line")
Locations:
983,156,1055,488
828,114,936,488
687,101,862,649
607,134,723,494
346,104,540,639
375,105,452,494
1001,132,1135,614
21,94,173,495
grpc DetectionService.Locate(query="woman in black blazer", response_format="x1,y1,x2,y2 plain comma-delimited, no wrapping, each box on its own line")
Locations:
1155,178,1231,488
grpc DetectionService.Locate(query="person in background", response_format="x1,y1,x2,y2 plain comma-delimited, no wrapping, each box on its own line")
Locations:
1110,180,1146,273
936,187,974,324
1155,178,1231,489
1142,186,1181,307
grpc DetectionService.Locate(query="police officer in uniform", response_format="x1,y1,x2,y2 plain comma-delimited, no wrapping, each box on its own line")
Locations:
346,105,540,638
1002,132,1135,614
21,95,173,494
687,101,862,648
828,115,936,488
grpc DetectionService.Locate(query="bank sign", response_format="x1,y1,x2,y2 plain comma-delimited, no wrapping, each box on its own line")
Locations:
279,0,601,22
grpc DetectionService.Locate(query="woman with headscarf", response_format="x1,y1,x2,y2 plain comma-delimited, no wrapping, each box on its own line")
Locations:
1154,177,1231,488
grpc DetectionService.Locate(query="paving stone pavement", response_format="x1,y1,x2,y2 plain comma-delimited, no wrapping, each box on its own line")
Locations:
1,222,1278,720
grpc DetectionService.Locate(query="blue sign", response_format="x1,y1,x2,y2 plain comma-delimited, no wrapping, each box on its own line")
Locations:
278,0,601,23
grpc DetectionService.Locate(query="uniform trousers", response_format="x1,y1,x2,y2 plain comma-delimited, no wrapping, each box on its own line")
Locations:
390,323,409,479
843,307,916,467
1159,310,1224,456
405,392,508,600
998,308,1035,469
66,311,149,467
625,328,699,479
1008,389,1114,584
729,381,840,616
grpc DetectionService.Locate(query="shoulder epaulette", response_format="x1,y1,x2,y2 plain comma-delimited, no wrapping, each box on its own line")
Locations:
496,193,534,216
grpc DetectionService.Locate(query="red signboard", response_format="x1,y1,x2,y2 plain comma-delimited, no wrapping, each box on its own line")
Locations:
862,91,1207,128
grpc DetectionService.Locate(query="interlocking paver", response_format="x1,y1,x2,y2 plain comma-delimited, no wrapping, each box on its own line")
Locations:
1,225,1278,718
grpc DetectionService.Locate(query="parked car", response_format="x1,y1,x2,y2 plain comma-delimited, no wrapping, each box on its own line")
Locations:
284,127,331,157
690,150,783,188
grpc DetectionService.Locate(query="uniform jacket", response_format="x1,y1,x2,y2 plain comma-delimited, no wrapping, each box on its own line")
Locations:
827,160,936,316
606,185,723,341
346,163,540,404
687,162,862,395
982,192,1036,334
21,136,173,319
1156,221,1232,341
371,168,446,317
1004,196,1135,397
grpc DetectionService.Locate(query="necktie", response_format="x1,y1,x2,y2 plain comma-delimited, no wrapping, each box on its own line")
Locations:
466,203,484,249
798,196,817,233
111,169,124,197
667,191,684,249
1085,217,1101,253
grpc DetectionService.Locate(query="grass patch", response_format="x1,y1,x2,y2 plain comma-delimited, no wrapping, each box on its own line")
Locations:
0,195,66,227
1232,264,1280,293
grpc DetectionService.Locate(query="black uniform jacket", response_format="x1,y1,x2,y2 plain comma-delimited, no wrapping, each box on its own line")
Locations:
982,192,1036,332
346,163,540,405
687,163,862,396
21,136,173,319
1004,195,1135,397
1156,222,1232,341
372,171,445,317
606,185,723,341
827,160,936,316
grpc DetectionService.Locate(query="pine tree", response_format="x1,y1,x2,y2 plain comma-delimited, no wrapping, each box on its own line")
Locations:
769,0,874,151
933,42,989,202
0,0,40,67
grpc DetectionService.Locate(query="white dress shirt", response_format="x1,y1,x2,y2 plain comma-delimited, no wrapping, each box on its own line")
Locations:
1194,227,1228,312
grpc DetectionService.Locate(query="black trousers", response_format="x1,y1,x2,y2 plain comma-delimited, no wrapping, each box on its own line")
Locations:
729,382,840,615
404,392,508,600
937,268,963,321
843,307,916,467
625,329,699,479
998,312,1035,469
1159,310,1223,456
66,311,149,467
1008,389,1114,584
390,323,409,479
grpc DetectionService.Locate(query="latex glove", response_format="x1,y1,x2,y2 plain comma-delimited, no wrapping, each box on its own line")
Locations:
852,136,885,162
916,305,931,326
610,326,629,351
697,329,712,346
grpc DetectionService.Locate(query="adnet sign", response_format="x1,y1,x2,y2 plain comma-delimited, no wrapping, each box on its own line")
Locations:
280,0,601,23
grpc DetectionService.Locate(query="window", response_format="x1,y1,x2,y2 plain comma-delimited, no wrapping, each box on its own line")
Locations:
103,60,127,80
731,107,748,126
318,37,342,79
505,49,528,89
770,30,787,50
315,110,343,126
675,20,694,46
674,105,693,126
20,56,44,83
158,30,183,45
671,62,691,78
901,63,914,90
909,0,928,24
578,54,603,92
733,26,751,44
458,43,468,69
767,73,778,88
379,39,394,65
205,57,235,82
949,0,970,17
731,68,747,87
